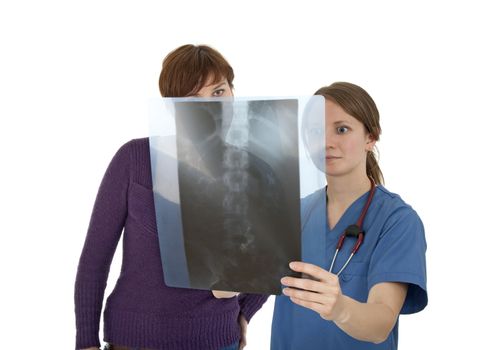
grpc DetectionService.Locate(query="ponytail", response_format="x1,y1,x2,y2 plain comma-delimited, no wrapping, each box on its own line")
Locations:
367,149,384,185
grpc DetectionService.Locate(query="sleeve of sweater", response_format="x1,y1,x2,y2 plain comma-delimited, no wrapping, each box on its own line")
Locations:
74,140,132,349
238,293,269,323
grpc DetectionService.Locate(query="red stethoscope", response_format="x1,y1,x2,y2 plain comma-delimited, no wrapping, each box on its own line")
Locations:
328,178,376,276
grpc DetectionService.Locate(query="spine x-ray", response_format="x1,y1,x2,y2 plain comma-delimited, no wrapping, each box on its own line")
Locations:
149,97,325,295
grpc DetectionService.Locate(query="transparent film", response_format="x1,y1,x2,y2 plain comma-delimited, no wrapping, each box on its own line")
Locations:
148,96,325,294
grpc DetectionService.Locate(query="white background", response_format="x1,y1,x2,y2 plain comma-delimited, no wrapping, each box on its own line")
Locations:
1,0,487,348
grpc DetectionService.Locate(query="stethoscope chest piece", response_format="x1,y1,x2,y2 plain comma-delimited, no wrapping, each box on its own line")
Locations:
345,224,361,237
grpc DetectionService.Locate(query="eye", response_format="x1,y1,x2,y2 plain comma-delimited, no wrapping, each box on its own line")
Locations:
337,126,349,134
212,89,225,97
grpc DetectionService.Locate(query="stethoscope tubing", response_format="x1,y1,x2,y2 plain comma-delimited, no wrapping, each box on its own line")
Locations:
328,178,376,276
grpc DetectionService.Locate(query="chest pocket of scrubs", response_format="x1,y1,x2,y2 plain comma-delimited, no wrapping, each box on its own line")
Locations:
339,262,369,302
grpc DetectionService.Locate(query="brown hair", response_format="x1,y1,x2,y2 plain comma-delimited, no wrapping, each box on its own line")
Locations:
159,44,234,97
315,82,384,185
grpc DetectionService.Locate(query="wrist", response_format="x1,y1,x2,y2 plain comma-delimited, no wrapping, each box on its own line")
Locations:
334,295,351,325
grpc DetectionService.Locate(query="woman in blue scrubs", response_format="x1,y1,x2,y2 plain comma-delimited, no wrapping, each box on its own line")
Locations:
271,82,428,349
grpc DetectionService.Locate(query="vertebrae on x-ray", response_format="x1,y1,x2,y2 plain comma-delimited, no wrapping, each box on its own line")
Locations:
222,102,253,252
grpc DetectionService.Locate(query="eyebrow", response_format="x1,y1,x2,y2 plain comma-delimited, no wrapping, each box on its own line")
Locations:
212,81,227,90
332,120,350,125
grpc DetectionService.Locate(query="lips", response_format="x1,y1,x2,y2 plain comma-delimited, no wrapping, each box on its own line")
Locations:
326,156,341,160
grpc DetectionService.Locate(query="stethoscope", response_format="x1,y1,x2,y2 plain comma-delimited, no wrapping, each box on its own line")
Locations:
328,178,376,276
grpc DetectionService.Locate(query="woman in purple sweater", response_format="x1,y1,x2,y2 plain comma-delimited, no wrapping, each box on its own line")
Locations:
75,44,268,350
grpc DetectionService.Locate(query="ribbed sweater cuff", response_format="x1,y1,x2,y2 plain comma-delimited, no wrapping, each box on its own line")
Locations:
238,293,268,323
75,281,106,349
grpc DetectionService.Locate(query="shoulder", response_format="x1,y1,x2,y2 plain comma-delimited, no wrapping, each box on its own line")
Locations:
372,186,424,235
113,137,150,160
302,187,325,207
118,137,149,151
106,138,151,181
300,187,325,222
374,185,417,214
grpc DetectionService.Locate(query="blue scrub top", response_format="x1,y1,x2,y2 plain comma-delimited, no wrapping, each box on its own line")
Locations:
271,185,428,350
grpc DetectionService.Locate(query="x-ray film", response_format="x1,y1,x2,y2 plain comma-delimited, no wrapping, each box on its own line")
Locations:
148,96,325,295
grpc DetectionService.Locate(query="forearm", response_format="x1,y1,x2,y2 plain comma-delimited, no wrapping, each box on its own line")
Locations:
75,141,131,349
283,263,407,344
334,295,397,344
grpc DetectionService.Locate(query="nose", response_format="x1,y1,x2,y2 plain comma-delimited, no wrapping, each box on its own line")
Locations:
325,128,337,149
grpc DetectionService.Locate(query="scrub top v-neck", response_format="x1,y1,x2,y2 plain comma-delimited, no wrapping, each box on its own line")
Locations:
271,186,427,350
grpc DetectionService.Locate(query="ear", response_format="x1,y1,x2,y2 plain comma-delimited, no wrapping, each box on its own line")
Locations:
365,134,376,152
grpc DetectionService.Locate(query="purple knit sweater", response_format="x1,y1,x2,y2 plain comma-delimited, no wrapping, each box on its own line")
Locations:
75,138,268,350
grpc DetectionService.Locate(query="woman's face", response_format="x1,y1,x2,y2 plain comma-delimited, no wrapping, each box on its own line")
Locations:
192,77,233,98
324,100,374,179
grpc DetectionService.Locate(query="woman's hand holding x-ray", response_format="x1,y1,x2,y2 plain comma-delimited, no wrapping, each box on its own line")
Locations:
211,290,239,298
281,261,347,322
